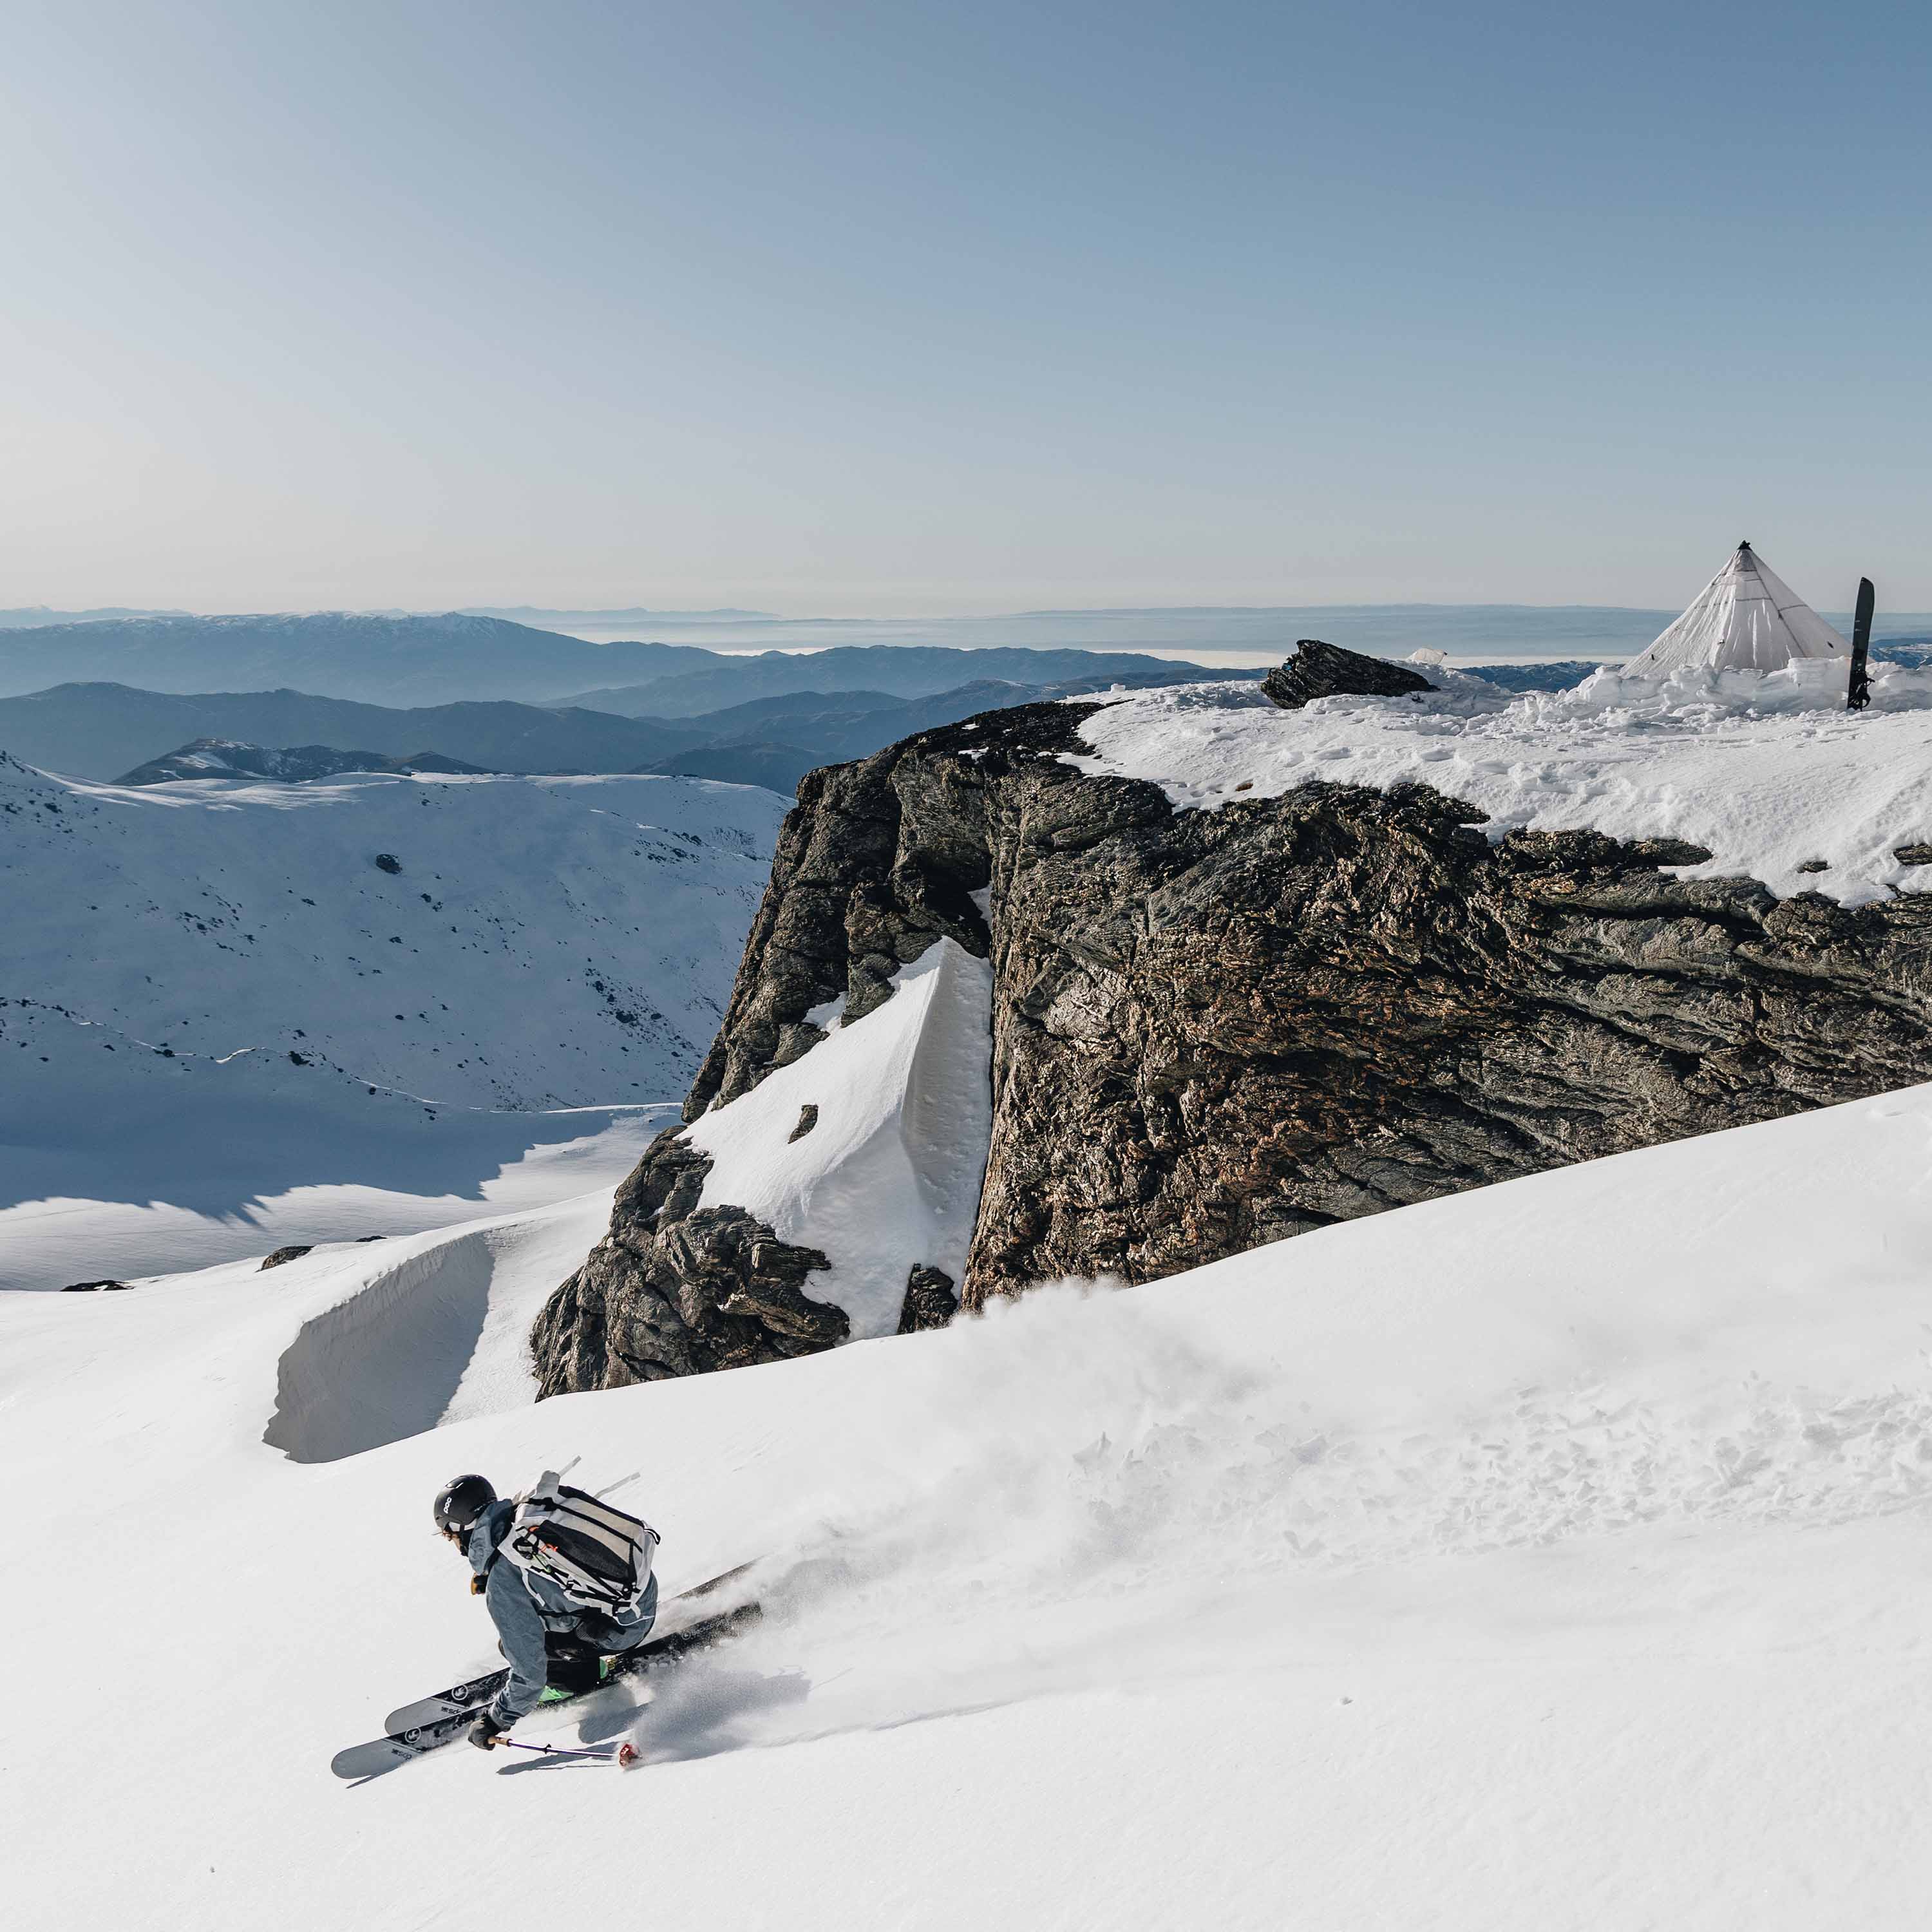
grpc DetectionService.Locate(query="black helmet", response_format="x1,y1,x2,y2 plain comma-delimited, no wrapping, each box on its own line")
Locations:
433,1473,495,1539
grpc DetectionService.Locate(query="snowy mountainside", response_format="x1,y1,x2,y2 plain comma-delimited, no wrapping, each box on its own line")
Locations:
0,752,782,1108
0,753,786,1288
8,1088,1932,1926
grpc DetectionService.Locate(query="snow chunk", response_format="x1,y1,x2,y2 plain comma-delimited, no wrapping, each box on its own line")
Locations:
683,940,994,1338
1065,662,1932,906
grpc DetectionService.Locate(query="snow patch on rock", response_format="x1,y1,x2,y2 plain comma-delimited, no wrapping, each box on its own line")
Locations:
684,940,994,1337
1065,661,1932,905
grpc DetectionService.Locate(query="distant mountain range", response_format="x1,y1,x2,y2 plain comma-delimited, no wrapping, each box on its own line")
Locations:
0,613,715,707
9,601,1909,794
553,645,1234,717
0,686,701,783
457,605,777,623
0,607,194,628
0,612,1226,712
1,665,1238,790
8,605,1932,693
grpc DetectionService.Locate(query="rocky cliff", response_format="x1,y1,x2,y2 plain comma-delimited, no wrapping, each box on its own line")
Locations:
533,681,1932,1396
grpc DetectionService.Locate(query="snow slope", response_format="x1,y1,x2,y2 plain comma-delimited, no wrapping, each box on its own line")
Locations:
9,1085,1932,1927
685,940,994,1336
0,753,787,1288
1069,658,1932,905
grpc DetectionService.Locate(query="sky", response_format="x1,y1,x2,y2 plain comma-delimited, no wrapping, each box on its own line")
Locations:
3,0,1928,616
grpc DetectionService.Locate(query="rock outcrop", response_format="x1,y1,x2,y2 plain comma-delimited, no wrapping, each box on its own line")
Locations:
1262,639,1437,710
533,692,1932,1396
532,1132,847,1388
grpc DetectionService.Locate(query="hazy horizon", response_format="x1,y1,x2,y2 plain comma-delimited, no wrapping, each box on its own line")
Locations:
11,598,1932,674
6,2,1929,614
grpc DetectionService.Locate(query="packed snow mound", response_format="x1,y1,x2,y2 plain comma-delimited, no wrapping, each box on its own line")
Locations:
684,940,994,1336
1068,657,1932,904
10,1085,1932,1926
261,1189,616,1463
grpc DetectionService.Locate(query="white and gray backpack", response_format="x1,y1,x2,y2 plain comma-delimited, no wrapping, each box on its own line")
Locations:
499,1468,658,1615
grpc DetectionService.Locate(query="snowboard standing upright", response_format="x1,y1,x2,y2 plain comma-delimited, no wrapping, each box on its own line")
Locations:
1848,575,1875,711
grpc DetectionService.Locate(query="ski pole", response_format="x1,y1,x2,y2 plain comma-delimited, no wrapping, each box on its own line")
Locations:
496,1737,641,1768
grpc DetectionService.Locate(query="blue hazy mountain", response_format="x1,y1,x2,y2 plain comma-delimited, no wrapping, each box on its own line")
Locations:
0,613,716,706
0,666,1236,788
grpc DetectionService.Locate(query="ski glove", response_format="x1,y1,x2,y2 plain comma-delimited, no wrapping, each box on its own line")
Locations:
468,1711,507,1751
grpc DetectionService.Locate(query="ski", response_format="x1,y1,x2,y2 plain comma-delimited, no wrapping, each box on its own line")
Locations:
332,1598,762,1781
381,1559,761,1734
330,1707,480,1782
379,1667,509,1738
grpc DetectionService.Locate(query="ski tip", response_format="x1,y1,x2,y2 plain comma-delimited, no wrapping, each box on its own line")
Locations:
331,1740,410,1781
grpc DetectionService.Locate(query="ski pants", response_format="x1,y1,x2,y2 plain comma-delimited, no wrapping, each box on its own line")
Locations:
542,1575,660,1692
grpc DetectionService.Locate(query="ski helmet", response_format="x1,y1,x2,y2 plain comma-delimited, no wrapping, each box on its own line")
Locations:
433,1473,496,1537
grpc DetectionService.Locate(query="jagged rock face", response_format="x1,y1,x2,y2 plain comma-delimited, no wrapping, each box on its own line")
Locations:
532,1129,847,1390
533,697,1932,1394
1262,638,1437,710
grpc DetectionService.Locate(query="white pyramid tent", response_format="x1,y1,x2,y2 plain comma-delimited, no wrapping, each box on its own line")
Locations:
1627,542,1849,677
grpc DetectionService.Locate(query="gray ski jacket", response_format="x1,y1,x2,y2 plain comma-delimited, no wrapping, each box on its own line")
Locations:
465,1499,658,1725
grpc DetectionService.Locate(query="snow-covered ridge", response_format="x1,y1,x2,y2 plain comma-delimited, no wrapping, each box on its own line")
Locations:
1066,659,1932,905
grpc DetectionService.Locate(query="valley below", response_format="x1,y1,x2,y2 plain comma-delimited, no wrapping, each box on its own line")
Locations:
0,754,785,1289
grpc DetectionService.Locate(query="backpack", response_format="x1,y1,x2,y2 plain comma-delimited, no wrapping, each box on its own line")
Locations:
498,1468,659,1615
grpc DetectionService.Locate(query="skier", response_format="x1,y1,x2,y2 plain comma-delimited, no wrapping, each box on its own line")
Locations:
433,1473,659,1750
